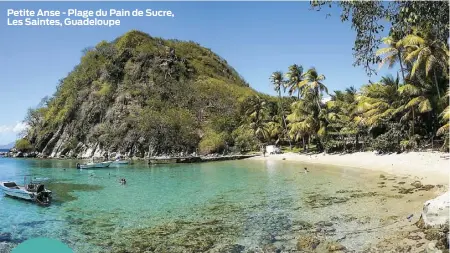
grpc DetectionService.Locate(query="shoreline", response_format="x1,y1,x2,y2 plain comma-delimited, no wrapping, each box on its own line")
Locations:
248,151,450,186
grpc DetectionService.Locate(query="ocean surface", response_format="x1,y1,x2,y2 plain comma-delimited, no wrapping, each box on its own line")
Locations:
0,158,435,252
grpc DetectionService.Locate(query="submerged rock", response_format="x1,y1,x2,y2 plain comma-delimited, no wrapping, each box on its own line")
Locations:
411,181,423,188
327,241,346,252
296,235,320,251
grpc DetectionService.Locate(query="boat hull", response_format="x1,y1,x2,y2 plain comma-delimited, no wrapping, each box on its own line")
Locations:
0,185,34,200
79,161,113,169
113,160,129,165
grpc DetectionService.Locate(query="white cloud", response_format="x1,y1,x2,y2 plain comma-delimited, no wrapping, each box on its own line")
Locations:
322,96,331,103
0,122,29,145
0,122,29,134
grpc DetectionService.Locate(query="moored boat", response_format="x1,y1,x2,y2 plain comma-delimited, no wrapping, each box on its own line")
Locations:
76,161,113,169
113,159,130,165
0,181,52,206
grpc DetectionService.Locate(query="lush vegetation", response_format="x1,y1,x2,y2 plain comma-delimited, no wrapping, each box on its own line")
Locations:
22,1,448,157
23,30,258,157
239,1,449,154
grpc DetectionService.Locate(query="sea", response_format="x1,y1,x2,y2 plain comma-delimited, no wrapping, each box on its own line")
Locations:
0,158,436,253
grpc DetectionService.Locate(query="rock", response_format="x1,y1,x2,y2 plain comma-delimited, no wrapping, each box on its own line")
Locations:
380,174,386,179
297,235,320,251
216,244,245,253
421,191,450,228
420,185,435,191
327,241,346,252
0,233,11,242
399,188,415,194
426,242,443,253
262,244,280,253
315,221,333,227
411,181,423,188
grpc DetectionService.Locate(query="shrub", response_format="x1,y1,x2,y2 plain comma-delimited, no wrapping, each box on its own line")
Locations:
15,138,33,152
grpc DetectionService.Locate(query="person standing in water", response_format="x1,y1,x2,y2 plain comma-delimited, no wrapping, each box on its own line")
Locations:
304,167,309,174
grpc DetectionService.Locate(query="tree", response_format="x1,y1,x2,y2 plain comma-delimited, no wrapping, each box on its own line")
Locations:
270,71,291,148
243,95,270,143
15,138,33,152
299,68,328,109
310,1,449,76
376,35,406,83
285,64,304,99
401,30,449,98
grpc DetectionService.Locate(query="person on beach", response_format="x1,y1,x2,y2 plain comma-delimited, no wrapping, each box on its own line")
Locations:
262,146,266,157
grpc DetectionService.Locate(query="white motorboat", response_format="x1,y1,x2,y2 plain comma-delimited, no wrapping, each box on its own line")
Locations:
76,161,113,169
113,159,130,165
0,181,52,206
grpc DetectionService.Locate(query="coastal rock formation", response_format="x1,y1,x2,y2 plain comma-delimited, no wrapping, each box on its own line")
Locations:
22,30,257,159
422,191,450,228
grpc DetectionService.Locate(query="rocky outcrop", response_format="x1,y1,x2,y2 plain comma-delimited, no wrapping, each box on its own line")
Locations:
421,191,450,228
22,30,254,159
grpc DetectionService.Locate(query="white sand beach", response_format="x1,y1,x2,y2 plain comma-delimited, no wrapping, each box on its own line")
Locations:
249,151,450,186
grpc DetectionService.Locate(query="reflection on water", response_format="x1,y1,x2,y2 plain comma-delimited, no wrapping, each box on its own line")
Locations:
0,158,437,252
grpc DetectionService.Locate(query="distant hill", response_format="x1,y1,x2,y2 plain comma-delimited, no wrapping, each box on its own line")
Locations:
23,30,258,158
0,142,14,150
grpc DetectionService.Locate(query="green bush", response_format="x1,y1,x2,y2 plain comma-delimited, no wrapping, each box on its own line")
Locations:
199,130,226,155
15,138,33,152
232,126,259,152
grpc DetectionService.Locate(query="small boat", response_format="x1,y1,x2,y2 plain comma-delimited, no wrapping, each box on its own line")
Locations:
32,177,50,184
76,161,113,169
0,181,52,206
113,159,130,165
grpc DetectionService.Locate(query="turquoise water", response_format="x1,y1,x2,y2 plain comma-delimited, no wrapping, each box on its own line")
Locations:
0,158,433,252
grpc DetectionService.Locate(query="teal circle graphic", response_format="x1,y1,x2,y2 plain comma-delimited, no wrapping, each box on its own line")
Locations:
12,237,73,253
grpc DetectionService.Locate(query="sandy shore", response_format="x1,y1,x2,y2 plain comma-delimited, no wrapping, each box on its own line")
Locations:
248,151,450,186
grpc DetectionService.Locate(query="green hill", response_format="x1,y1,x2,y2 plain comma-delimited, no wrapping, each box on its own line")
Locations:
24,30,257,158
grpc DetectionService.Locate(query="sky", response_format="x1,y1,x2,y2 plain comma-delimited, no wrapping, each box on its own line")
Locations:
0,1,396,145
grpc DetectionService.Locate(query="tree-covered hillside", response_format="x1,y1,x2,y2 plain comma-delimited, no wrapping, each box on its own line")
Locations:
23,30,258,158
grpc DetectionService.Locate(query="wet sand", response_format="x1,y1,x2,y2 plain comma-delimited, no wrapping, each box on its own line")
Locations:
249,151,450,185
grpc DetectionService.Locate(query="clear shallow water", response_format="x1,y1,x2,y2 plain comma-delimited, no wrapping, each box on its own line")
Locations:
0,158,435,252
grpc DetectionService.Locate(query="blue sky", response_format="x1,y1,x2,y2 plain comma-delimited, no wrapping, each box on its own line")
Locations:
0,2,395,145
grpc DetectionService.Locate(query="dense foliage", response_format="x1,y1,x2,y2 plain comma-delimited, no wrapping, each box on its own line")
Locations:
23,30,257,157
248,1,449,154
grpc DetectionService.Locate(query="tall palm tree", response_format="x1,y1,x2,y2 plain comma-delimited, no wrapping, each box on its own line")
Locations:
397,83,433,137
356,81,400,129
299,68,328,109
401,31,449,98
270,71,291,148
287,100,316,151
244,95,270,143
376,35,407,83
285,64,304,99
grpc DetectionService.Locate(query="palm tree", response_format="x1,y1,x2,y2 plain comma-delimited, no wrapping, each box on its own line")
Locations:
287,100,316,151
244,95,270,143
437,89,449,144
356,81,400,129
397,83,433,137
299,68,328,110
401,30,449,98
285,64,304,99
376,35,407,83
270,71,291,148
